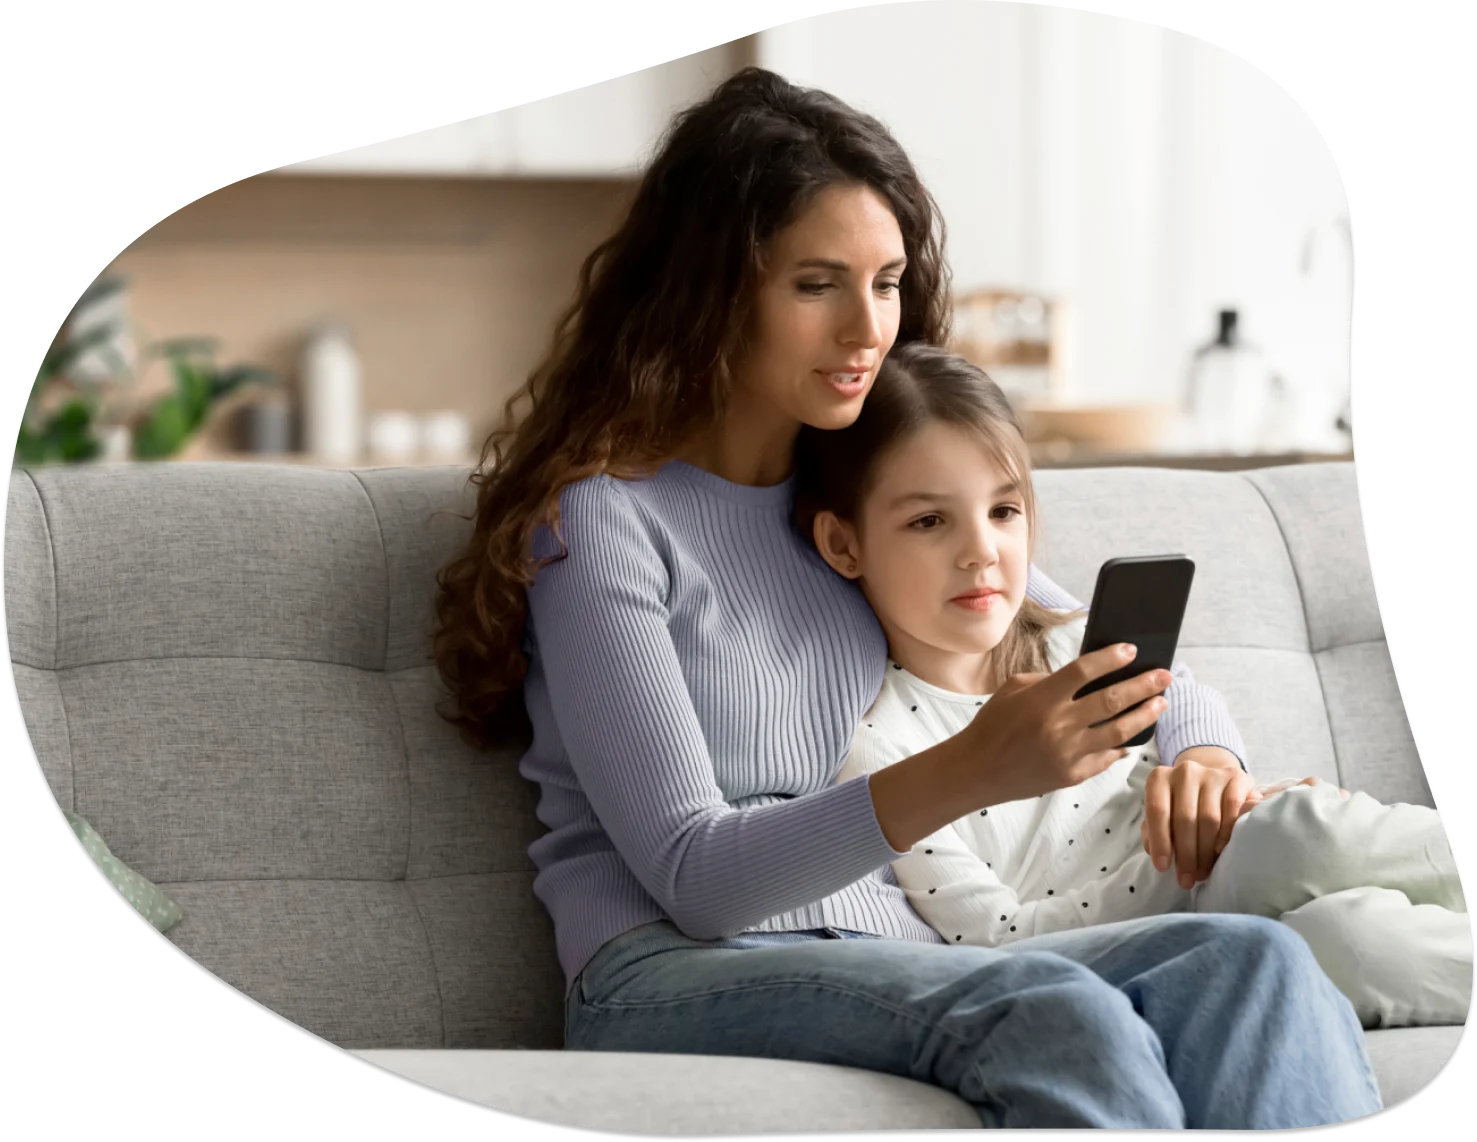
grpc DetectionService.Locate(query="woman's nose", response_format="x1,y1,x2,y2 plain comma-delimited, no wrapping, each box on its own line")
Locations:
840,289,883,349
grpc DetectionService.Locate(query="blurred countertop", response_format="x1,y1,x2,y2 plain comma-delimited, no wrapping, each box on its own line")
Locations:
1028,444,1354,471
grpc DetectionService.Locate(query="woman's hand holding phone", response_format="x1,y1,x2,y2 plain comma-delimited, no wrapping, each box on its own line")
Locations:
956,642,1173,806
870,643,1171,852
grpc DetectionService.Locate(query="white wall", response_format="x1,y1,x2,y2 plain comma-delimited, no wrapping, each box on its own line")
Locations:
277,42,741,177
757,0,1350,443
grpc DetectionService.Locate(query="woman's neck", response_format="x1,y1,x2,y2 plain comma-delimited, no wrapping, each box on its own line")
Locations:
676,389,800,487
676,438,793,487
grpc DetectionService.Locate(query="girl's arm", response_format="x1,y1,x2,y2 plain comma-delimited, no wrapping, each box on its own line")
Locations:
1026,562,1248,769
842,732,1181,945
527,477,909,941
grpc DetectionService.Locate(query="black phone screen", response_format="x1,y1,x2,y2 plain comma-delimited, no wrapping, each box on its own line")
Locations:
1072,555,1195,747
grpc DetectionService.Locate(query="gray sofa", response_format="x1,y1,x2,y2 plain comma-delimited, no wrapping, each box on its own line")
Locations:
4,459,1465,1131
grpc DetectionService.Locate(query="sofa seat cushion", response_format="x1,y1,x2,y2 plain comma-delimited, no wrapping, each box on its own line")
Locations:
354,1026,1464,1130
1362,1025,1465,1108
353,1048,980,1131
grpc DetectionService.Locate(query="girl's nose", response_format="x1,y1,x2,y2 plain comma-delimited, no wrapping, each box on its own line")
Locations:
957,520,1004,567
958,525,1000,570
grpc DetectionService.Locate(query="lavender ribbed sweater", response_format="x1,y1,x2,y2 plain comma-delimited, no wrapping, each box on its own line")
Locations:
520,460,1244,993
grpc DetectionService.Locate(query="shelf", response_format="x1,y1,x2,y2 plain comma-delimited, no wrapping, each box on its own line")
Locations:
64,452,481,471
211,452,480,469
1029,448,1353,472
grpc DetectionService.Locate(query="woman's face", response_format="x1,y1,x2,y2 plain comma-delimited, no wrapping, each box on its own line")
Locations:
732,183,907,433
818,421,1031,675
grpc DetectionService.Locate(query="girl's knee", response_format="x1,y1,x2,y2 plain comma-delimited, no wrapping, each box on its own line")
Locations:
1216,913,1333,986
1157,911,1319,973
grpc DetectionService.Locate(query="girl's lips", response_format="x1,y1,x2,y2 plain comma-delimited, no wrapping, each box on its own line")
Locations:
950,590,1001,612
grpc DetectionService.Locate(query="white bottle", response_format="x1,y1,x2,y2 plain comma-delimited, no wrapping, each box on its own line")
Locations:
299,321,363,464
1185,309,1277,454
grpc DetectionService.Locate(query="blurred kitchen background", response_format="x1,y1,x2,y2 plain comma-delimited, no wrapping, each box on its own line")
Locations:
19,1,1353,472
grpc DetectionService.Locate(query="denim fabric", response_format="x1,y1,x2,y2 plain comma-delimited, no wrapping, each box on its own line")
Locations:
564,914,1381,1129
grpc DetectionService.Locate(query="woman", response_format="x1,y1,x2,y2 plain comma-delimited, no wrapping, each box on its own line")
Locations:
432,67,1380,1128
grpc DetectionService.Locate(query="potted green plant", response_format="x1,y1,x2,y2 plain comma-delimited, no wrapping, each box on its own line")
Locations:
14,276,278,465
15,275,132,465
130,338,277,460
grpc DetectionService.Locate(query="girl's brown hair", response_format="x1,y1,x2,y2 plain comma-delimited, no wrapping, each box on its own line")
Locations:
794,342,1079,688
432,67,950,749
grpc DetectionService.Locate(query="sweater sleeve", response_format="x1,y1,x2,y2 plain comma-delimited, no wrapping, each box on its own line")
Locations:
525,477,909,941
1028,563,1248,770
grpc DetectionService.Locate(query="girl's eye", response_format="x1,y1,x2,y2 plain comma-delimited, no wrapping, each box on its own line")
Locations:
910,513,944,530
992,504,1024,521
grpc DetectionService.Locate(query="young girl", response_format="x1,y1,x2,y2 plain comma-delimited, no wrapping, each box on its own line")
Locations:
798,342,1471,1030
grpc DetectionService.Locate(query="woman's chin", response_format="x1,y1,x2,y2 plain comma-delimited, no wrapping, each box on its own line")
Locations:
803,402,866,432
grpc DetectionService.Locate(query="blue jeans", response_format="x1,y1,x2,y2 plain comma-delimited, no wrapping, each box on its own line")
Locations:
563,913,1381,1128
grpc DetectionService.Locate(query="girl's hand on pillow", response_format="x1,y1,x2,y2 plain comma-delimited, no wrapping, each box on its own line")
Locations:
1141,752,1257,889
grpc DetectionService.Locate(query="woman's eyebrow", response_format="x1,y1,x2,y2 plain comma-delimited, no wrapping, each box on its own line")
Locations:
794,256,908,272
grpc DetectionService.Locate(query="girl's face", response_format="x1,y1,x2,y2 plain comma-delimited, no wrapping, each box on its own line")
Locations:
731,183,907,434
815,421,1030,682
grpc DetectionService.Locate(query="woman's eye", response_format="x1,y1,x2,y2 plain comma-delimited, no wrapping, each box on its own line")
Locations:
797,281,832,295
876,280,901,295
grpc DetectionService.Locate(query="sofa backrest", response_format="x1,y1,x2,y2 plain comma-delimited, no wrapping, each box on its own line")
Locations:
1031,463,1428,807
4,460,1428,1051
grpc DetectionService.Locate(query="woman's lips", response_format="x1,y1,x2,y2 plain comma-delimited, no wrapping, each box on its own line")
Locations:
816,368,868,396
950,589,1001,612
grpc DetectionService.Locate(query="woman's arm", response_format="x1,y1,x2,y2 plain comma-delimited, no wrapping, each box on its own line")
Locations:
527,478,910,941
1026,562,1248,769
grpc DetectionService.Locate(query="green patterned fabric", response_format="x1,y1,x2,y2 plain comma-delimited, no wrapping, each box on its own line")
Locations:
65,811,184,932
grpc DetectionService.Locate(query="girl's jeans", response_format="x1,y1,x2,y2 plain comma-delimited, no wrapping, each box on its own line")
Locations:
563,912,1382,1129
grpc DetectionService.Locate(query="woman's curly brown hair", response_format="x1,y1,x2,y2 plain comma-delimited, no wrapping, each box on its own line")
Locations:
432,66,952,750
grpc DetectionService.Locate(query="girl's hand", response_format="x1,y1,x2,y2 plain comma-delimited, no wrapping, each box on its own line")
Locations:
1141,748,1255,889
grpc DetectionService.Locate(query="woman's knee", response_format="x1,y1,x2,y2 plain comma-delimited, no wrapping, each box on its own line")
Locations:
964,950,1145,1040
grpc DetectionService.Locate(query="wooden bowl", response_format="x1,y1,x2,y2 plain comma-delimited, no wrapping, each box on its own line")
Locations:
1017,403,1178,453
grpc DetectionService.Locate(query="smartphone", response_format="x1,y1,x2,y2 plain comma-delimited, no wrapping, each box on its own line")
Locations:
1071,555,1195,748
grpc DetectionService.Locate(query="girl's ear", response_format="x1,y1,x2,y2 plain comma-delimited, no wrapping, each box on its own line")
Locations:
812,511,863,580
